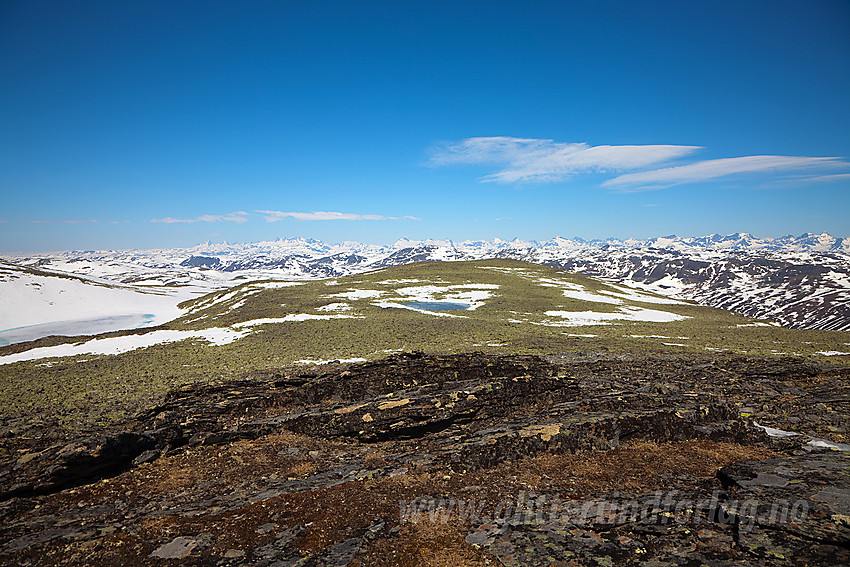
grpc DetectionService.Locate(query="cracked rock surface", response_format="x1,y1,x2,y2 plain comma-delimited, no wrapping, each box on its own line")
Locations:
1,352,848,565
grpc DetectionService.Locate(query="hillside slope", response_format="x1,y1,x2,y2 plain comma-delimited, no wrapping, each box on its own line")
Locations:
6,232,849,332
1,260,847,431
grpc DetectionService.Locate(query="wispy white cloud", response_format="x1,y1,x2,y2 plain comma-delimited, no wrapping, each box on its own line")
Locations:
257,210,398,222
602,155,848,191
792,172,850,184
431,136,849,191
766,172,850,189
429,136,701,183
28,218,99,224
151,211,249,224
148,210,416,224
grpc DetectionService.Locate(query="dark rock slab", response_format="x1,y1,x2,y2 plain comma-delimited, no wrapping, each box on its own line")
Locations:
1,352,849,566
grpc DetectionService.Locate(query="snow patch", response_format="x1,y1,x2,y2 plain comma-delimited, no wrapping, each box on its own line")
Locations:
0,266,186,339
754,421,850,452
316,302,352,312
233,313,363,326
808,440,850,451
544,306,688,326
188,288,258,314
0,328,249,365
597,286,689,305
377,279,425,285
391,284,498,310
293,357,367,365
753,421,800,438
562,289,622,304
449,283,501,290
331,289,386,300
373,301,466,318
536,278,583,289
251,281,305,289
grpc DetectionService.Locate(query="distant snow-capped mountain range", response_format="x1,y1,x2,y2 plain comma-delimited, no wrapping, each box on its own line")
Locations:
4,232,850,332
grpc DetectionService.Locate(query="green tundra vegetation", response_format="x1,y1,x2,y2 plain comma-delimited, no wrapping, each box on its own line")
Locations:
1,260,847,430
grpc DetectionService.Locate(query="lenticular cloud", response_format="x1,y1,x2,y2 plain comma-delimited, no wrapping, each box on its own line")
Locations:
603,155,848,190
430,136,850,190
429,136,701,183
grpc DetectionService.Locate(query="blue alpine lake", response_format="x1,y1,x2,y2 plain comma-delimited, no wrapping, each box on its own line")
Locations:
404,301,469,312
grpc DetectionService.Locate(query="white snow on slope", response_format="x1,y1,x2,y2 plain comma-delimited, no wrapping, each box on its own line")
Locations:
372,301,466,318
331,289,386,300
233,313,363,326
316,303,352,312
598,285,689,305
186,280,307,316
187,287,258,314
561,289,622,304
377,279,425,285
252,281,305,289
0,328,249,366
513,273,687,306
391,284,498,310
0,315,156,346
543,306,689,326
0,264,189,344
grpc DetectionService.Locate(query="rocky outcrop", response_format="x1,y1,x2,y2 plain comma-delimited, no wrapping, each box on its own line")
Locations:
1,352,848,565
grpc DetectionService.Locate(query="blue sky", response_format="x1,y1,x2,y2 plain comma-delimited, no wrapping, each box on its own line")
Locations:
1,0,849,252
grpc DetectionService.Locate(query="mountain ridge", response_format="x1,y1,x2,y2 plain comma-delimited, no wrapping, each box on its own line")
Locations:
4,232,850,332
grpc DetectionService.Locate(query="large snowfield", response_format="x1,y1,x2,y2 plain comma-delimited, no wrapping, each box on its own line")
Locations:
0,263,193,345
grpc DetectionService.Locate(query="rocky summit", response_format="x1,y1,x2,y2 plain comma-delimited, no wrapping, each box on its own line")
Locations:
2,352,848,566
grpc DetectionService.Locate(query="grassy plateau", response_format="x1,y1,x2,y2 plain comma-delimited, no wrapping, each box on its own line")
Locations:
1,259,848,431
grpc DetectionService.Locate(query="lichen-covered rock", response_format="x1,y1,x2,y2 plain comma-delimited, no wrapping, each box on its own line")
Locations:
719,453,850,549
1,352,847,565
